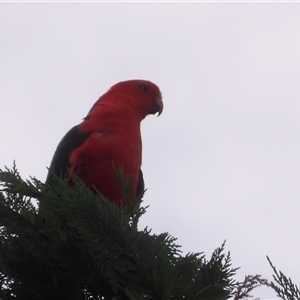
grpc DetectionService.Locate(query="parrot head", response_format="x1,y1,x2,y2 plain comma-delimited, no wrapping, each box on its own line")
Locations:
86,80,163,121
108,79,163,118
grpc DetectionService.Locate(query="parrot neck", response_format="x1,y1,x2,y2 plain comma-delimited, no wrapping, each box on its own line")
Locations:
80,105,142,137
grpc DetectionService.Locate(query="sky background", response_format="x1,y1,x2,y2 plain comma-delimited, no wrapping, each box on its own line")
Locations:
1,3,300,299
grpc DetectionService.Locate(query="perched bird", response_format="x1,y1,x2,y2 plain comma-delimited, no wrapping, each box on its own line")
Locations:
46,80,163,205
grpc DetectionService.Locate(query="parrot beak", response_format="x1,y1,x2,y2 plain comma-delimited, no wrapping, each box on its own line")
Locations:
153,96,163,116
157,97,163,116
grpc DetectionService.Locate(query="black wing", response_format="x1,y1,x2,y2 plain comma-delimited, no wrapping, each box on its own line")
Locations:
136,169,145,197
45,125,90,184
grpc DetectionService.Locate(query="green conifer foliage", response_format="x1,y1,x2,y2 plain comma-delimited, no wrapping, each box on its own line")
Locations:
0,164,237,299
0,163,299,300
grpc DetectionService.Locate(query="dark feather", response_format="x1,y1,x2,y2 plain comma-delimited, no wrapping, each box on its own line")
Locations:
136,169,145,197
45,126,90,184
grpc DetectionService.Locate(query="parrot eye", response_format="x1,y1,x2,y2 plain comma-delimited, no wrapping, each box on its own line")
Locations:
139,84,150,93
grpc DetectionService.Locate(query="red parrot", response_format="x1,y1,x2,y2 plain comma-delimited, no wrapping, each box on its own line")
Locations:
46,80,163,205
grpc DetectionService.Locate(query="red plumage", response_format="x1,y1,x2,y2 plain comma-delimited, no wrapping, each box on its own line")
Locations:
46,80,163,205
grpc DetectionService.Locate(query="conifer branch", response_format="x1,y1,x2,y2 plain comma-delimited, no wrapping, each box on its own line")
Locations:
267,256,300,300
0,164,247,299
233,274,271,300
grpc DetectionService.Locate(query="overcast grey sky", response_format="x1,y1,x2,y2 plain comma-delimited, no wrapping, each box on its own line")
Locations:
1,3,300,299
